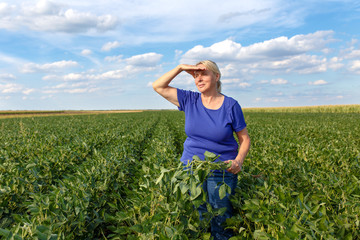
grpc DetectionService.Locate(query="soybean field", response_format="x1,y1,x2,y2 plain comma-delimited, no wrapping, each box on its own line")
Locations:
0,110,359,239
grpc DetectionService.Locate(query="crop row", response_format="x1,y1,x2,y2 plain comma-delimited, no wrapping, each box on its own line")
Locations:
0,113,163,239
1,111,359,239
228,112,360,239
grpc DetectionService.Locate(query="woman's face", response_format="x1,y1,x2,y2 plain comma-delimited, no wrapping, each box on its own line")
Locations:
194,64,218,93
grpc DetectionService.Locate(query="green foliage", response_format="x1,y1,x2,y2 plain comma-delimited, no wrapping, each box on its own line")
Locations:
0,111,359,239
228,112,360,239
244,104,360,113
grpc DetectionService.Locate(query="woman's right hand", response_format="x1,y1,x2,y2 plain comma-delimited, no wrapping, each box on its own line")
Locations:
178,64,206,78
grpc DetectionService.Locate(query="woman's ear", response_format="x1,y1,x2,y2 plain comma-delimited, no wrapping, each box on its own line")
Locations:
216,73,220,81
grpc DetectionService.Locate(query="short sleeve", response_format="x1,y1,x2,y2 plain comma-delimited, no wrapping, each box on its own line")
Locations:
177,88,187,111
177,88,199,112
231,102,247,132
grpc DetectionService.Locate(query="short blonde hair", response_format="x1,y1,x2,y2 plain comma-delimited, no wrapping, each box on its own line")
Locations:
196,60,222,93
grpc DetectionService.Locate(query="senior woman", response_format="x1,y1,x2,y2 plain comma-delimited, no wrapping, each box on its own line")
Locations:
152,60,250,239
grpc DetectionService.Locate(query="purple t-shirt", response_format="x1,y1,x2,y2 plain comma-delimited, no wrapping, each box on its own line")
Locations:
177,88,247,165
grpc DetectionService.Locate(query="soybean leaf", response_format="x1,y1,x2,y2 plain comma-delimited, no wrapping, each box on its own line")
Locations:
219,184,227,200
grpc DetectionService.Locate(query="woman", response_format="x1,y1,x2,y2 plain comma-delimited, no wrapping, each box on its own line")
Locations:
152,60,250,239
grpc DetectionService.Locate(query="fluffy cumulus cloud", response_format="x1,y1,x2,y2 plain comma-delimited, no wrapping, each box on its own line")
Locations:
179,31,337,85
0,83,22,93
337,44,360,74
125,53,163,67
0,82,34,95
0,0,118,33
105,52,163,66
40,51,163,95
343,46,360,60
182,31,334,62
348,60,360,74
0,72,35,97
328,57,344,70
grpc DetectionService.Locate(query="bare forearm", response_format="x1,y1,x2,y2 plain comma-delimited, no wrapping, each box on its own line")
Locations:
152,64,205,107
235,139,250,167
235,127,251,167
152,65,182,91
225,134,250,174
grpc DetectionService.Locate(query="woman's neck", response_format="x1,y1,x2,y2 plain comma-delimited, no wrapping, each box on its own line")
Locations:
201,91,224,110
201,87,220,98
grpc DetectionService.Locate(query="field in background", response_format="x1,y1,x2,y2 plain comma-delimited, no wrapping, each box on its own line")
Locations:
0,109,359,239
0,110,143,119
244,104,360,113
1,104,359,119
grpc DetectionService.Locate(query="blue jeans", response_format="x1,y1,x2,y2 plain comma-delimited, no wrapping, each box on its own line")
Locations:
198,171,238,240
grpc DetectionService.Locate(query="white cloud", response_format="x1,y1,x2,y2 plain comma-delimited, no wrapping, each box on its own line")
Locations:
0,2,15,16
218,8,271,23
23,89,36,95
270,78,288,85
308,80,328,85
125,52,163,67
105,52,163,68
181,31,334,77
264,54,327,74
348,60,360,74
101,41,122,51
105,55,123,62
99,70,126,80
0,83,23,93
0,53,26,66
328,57,344,70
64,73,83,81
25,0,62,15
182,31,334,63
240,31,334,59
0,73,16,82
175,50,183,59
29,9,117,33
0,95,11,100
239,82,251,88
22,60,78,73
258,80,269,84
42,52,162,85
42,75,60,81
220,63,248,78
222,78,241,84
0,0,119,33
43,81,100,94
344,49,360,59
181,40,241,63
44,71,124,82
81,49,92,56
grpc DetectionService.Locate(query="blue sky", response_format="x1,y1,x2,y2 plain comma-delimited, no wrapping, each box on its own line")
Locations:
0,0,359,110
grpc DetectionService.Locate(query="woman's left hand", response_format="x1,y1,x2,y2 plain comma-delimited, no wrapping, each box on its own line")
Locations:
224,160,242,174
